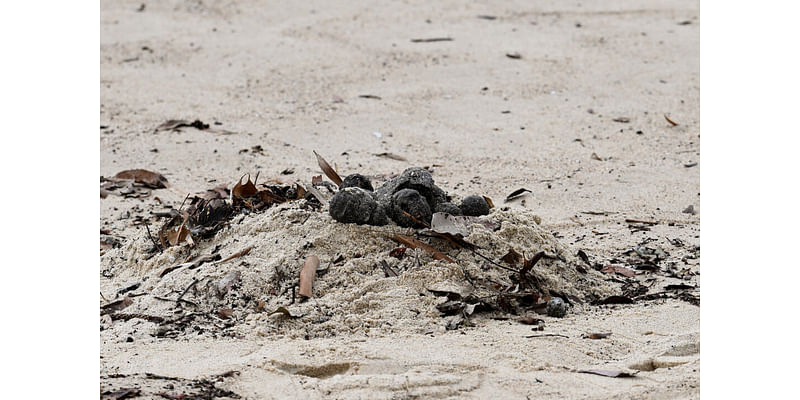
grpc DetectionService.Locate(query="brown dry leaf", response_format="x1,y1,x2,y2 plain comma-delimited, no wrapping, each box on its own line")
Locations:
391,234,454,263
313,151,343,186
483,196,495,209
389,247,407,259
299,255,320,298
232,174,259,199
269,306,302,318
166,221,191,246
579,369,636,378
501,248,523,265
504,188,531,202
114,169,169,189
601,265,636,278
311,175,323,185
217,308,234,319
520,251,545,276
517,316,544,325
584,332,612,339
100,296,133,315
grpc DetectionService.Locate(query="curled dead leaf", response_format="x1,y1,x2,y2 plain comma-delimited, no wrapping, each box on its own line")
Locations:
232,173,259,199
313,151,343,186
113,169,169,189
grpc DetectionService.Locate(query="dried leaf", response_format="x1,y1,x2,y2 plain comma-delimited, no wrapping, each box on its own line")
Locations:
313,151,342,186
483,196,495,209
311,175,323,185
591,152,603,161
269,306,302,318
584,332,612,339
100,296,133,315
101,388,141,400
430,212,498,237
166,220,191,246
504,188,531,202
517,316,544,325
389,247,407,259
579,369,636,378
217,308,234,319
601,265,636,278
521,251,545,276
299,255,320,298
232,174,259,199
113,169,169,189
391,234,454,263
501,248,522,265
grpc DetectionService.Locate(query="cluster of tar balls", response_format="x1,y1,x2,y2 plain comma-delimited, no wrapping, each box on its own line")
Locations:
329,167,491,227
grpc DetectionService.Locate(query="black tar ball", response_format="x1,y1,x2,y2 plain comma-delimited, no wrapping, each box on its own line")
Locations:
329,187,378,225
460,195,491,216
434,202,462,216
391,188,432,227
341,173,374,191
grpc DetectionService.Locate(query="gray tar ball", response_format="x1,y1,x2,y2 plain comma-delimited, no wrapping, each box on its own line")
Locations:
391,188,432,227
341,173,374,191
434,202,462,216
329,187,378,225
546,297,567,318
460,195,491,216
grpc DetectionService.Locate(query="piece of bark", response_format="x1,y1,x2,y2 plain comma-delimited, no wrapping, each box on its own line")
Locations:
299,255,320,298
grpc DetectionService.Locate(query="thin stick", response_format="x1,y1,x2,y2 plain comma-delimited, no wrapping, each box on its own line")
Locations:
177,193,190,211
177,279,199,303
524,334,569,338
144,223,162,253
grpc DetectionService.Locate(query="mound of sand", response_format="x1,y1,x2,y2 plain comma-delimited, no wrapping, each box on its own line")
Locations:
101,196,615,340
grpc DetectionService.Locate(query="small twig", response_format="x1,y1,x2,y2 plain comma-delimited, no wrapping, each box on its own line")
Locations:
144,223,162,253
177,193,190,211
524,334,569,338
177,279,199,303
216,246,254,265
625,218,659,225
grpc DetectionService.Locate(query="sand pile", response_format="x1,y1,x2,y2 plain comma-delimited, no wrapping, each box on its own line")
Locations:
101,188,616,341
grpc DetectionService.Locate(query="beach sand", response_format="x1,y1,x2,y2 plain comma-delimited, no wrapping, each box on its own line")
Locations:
100,1,699,398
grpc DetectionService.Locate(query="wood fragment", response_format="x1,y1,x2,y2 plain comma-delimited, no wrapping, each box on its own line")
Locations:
299,255,320,298
579,369,637,378
624,218,658,225
313,151,343,186
525,334,569,338
664,114,679,126
410,37,453,43
217,246,254,265
391,234,454,263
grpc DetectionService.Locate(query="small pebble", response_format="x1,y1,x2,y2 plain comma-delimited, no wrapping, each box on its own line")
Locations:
546,297,567,318
460,195,491,216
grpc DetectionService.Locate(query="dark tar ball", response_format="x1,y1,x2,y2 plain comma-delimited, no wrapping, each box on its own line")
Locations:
460,195,491,216
434,202,462,216
546,297,567,318
391,189,432,227
329,187,377,225
341,173,374,191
